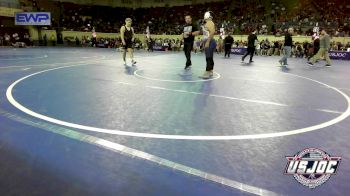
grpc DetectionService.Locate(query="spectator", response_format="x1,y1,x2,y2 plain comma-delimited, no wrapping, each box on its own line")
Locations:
50,34,56,46
0,34,3,46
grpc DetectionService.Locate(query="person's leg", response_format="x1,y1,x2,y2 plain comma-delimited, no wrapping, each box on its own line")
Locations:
249,47,255,62
279,47,286,65
201,40,216,78
122,47,127,64
127,48,136,65
307,48,314,61
183,42,188,56
281,46,288,65
284,46,291,65
184,42,191,68
324,50,332,66
314,48,319,56
207,40,216,71
283,47,288,64
224,45,227,57
228,45,231,57
310,48,323,64
314,47,320,62
188,43,193,65
288,47,292,62
242,49,249,61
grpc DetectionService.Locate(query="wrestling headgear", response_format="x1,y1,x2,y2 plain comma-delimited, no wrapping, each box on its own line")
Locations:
204,11,213,20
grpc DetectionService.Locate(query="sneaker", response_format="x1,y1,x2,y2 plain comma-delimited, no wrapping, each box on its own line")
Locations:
278,60,283,66
325,64,332,67
249,60,254,63
241,57,244,63
307,62,314,66
123,61,127,66
199,71,211,79
207,70,214,77
184,65,192,70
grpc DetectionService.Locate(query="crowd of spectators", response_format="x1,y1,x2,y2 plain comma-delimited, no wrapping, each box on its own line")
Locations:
271,0,350,36
2,0,350,50
0,29,32,47
57,33,350,57
2,28,350,59
44,0,350,37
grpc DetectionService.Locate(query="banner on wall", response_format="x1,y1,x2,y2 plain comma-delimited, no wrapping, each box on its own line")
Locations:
0,7,22,17
15,12,51,26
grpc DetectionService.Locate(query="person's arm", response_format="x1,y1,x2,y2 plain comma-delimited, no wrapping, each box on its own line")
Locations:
205,21,215,48
131,27,135,42
180,33,184,41
192,25,200,36
120,26,125,45
192,31,200,36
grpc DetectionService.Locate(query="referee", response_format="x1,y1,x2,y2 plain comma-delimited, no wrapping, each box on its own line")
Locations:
181,15,200,70
241,30,257,63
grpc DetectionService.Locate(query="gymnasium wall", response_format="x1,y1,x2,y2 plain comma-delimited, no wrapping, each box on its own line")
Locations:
40,30,350,44
47,0,225,8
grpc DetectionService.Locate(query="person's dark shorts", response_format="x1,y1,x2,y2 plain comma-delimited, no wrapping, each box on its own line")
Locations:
123,39,133,49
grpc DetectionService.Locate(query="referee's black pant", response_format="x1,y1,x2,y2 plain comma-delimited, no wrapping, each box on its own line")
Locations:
184,41,193,67
242,46,255,62
224,44,232,57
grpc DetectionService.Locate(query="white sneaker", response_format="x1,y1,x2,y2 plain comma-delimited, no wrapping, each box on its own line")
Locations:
131,60,137,66
278,61,283,66
209,70,214,77
199,71,211,79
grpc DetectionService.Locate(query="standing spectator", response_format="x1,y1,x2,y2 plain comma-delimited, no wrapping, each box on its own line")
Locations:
43,34,47,46
50,34,56,46
147,37,153,52
24,33,30,46
255,40,261,56
92,27,97,47
0,34,3,46
12,33,20,45
278,28,293,67
260,41,267,55
273,41,279,55
224,33,234,58
216,36,223,54
75,36,80,46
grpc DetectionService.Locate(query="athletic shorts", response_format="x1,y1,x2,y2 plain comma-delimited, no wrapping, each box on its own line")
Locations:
123,39,133,49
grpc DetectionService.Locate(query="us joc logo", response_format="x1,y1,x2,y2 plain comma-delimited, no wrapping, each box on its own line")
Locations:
285,148,341,189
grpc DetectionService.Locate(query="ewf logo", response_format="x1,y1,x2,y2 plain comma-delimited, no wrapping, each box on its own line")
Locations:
15,12,51,26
